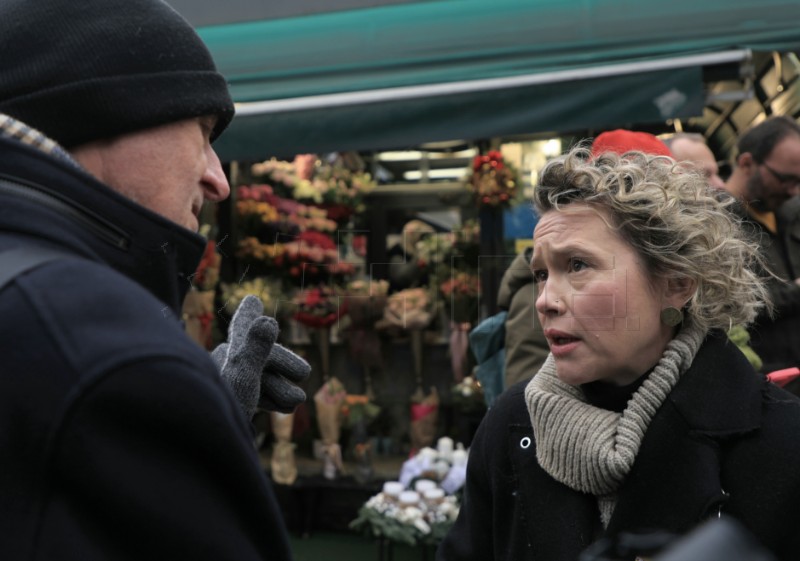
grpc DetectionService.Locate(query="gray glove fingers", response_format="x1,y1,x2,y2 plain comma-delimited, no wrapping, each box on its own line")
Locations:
227,315,279,371
210,342,228,371
260,374,307,413
223,316,278,419
228,295,265,350
265,343,311,383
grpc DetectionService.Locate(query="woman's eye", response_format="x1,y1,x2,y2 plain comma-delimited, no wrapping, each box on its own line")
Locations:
532,269,548,283
569,258,588,272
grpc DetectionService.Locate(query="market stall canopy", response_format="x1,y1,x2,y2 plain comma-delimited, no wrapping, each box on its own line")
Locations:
196,0,800,161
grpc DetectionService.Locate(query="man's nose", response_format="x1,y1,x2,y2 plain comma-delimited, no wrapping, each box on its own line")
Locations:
202,146,230,202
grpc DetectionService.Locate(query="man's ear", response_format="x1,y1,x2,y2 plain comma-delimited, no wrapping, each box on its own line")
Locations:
664,276,696,309
737,152,757,175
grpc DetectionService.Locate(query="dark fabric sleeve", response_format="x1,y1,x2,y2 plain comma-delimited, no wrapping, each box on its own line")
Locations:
763,276,800,318
32,359,292,561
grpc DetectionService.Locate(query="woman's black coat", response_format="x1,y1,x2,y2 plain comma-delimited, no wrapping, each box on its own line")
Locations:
437,332,800,561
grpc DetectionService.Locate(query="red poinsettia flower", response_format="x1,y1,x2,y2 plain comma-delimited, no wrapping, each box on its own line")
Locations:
299,230,337,251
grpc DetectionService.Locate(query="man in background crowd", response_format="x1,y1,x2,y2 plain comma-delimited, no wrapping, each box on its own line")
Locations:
721,116,800,377
663,131,766,370
663,132,726,188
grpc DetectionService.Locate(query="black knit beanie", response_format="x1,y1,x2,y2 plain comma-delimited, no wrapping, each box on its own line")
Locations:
0,0,234,147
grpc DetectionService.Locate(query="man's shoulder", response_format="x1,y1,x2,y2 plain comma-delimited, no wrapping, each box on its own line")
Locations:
17,256,170,320
778,196,800,221
6,256,204,375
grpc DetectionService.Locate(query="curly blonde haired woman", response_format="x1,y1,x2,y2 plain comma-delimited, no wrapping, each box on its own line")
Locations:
437,147,800,561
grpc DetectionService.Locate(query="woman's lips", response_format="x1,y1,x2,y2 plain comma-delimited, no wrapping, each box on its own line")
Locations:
545,330,581,357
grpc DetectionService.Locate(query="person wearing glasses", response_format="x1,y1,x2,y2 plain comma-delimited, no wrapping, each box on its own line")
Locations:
724,116,800,383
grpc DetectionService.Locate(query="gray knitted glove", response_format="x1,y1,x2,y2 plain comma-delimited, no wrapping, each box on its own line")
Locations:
212,295,311,417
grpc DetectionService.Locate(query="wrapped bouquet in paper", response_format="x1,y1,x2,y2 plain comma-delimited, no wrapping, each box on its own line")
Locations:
183,241,221,349
378,287,435,396
440,272,481,382
345,279,389,330
293,286,345,381
377,287,433,332
292,286,343,330
344,279,389,396
270,411,298,485
342,394,382,483
409,387,439,455
314,377,347,479
183,290,215,349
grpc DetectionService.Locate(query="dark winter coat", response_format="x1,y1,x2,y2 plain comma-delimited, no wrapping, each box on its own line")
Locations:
746,198,800,375
0,133,292,560
437,331,800,561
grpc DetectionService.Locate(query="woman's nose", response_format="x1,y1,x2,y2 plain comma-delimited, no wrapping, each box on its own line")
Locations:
535,283,565,316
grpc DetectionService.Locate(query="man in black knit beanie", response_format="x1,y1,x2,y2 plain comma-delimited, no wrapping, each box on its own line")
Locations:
0,1,306,559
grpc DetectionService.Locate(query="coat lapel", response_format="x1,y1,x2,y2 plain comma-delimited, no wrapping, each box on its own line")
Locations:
608,332,763,535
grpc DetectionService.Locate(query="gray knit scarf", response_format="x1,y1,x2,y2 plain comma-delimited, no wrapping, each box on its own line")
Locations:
524,323,706,526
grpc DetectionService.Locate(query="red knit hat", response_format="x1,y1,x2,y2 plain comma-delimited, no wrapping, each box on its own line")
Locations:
591,129,672,158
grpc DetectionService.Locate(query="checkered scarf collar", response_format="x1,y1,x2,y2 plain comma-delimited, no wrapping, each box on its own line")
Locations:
0,113,80,168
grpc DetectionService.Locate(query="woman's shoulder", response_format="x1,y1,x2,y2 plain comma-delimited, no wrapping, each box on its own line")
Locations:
484,379,531,428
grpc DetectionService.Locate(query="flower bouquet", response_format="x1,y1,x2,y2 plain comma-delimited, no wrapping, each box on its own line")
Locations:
270,411,298,485
440,272,481,382
314,377,347,479
409,387,440,455
235,183,347,285
440,272,480,324
292,285,344,330
219,276,280,317
250,153,377,226
344,279,390,397
183,240,221,349
342,394,382,483
376,287,434,398
345,279,390,329
413,232,454,280
293,286,346,383
466,149,520,208
305,156,377,225
377,287,433,333
235,185,302,245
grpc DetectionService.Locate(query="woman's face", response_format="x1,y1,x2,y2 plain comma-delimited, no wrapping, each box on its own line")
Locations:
531,204,676,386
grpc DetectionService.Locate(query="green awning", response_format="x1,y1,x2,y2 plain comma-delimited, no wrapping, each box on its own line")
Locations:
199,0,800,161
